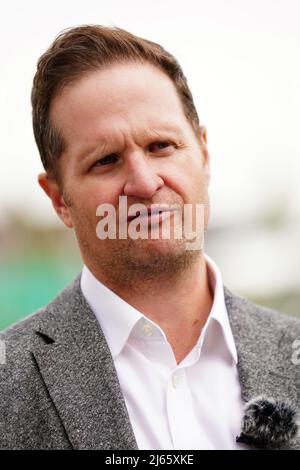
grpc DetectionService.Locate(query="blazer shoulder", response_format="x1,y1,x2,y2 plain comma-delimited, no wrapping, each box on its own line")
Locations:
0,274,82,376
224,286,300,338
0,274,82,340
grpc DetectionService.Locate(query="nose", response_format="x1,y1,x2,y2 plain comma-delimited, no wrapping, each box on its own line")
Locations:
122,152,164,198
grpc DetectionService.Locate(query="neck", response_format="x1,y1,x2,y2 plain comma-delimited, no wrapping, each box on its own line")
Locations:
86,252,214,364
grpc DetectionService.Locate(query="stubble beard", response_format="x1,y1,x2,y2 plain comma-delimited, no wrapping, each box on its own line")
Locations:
67,192,208,294
81,233,202,294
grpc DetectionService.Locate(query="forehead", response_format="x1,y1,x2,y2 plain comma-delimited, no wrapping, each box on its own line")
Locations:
50,62,190,148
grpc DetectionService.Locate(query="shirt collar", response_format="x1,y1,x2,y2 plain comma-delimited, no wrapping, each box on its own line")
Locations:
202,254,238,364
80,254,237,364
80,265,144,359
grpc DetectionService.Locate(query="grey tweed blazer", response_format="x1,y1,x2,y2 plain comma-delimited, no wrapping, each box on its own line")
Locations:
0,275,299,450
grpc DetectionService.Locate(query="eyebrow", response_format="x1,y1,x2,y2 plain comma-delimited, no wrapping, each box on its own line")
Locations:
147,126,184,140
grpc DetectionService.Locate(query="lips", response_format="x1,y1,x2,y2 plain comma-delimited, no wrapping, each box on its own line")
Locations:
127,206,173,222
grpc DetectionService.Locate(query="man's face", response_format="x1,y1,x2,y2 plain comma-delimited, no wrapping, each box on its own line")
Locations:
41,62,210,284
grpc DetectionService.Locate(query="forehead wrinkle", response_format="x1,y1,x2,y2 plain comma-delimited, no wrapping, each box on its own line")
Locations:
125,121,184,145
92,122,182,149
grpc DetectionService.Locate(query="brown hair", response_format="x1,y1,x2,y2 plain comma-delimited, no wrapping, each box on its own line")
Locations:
31,24,201,180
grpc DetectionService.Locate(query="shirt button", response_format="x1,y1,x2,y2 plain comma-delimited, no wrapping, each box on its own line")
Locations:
172,373,180,388
142,323,153,336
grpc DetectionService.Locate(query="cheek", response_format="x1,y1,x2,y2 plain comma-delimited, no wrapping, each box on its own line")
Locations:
75,178,121,211
159,156,207,203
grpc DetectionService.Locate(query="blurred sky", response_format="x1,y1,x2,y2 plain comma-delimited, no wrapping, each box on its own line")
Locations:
0,0,300,228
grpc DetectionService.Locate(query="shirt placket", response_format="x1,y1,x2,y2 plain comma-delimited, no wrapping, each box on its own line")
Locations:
166,365,214,450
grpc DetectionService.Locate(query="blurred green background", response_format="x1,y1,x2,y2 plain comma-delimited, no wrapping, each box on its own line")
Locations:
0,218,82,331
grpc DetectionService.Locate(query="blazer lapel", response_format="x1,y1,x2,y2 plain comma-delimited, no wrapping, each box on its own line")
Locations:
224,287,300,449
31,276,138,450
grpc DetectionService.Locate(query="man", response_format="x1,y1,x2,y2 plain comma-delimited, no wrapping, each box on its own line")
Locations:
0,25,299,450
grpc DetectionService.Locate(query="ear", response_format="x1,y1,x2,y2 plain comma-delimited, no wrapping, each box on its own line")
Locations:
200,125,207,145
199,125,210,176
38,172,74,228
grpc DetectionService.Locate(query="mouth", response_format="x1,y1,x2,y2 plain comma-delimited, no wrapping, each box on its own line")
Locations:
127,206,176,223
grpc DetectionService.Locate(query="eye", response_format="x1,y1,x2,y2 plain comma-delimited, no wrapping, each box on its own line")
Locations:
94,154,119,167
148,141,174,153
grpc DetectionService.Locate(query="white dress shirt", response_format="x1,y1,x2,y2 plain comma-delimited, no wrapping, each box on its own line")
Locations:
80,254,248,450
